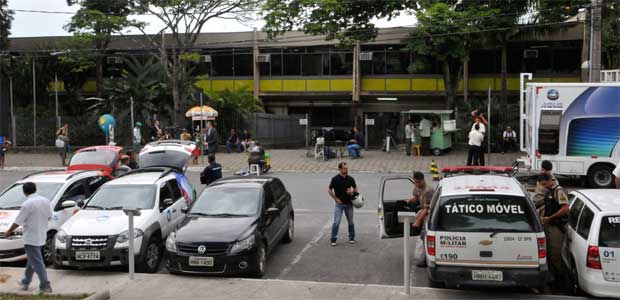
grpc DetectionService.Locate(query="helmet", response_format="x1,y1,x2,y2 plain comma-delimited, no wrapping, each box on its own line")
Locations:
351,193,364,209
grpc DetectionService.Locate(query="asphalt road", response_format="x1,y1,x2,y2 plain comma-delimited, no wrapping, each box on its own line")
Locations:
0,170,584,296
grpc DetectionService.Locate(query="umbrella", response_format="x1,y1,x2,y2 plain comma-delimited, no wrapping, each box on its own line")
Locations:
185,105,218,120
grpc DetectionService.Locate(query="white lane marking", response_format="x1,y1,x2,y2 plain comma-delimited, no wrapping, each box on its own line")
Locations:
277,220,332,279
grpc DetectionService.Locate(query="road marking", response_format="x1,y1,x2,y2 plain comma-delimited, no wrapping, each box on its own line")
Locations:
277,220,332,279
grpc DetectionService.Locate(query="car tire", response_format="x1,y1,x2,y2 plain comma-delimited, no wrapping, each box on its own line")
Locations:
281,216,294,244
587,164,615,188
43,232,55,266
568,259,583,296
251,242,267,278
138,237,161,273
429,279,444,288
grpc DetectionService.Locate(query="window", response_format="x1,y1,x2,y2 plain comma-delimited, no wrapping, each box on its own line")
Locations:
259,62,270,76
271,54,283,76
159,183,173,210
85,185,155,210
55,180,87,211
283,53,301,76
330,52,353,75
552,48,580,73
470,50,497,73
168,179,182,200
234,54,253,76
568,198,584,229
191,187,261,216
86,176,107,197
211,54,234,76
302,54,323,76
263,185,274,209
434,195,536,232
385,51,409,74
270,179,286,205
577,206,595,239
599,215,620,248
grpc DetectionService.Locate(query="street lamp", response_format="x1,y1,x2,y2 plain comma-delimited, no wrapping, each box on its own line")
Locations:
51,51,70,129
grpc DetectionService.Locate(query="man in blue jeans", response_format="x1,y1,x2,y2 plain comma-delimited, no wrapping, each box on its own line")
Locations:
328,162,358,246
4,182,52,293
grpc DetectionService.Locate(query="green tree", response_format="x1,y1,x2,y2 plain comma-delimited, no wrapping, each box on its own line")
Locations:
54,36,98,104
601,1,620,69
0,0,12,50
206,86,264,136
66,0,135,97
131,0,260,128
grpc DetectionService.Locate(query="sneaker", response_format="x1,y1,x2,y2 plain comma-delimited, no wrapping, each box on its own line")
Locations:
16,281,28,291
39,286,53,294
331,242,337,247
349,240,356,245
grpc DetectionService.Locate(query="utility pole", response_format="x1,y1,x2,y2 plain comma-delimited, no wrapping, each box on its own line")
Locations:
32,58,37,147
253,27,260,99
590,0,602,82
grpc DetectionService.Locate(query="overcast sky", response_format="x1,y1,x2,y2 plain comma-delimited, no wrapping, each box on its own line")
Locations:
8,0,415,37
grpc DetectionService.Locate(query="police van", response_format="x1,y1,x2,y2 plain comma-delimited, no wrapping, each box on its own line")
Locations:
423,167,547,289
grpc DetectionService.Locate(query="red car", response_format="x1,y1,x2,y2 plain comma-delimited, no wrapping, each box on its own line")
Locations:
68,146,124,179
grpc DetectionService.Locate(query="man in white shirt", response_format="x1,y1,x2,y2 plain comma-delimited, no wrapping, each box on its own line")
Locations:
133,122,143,153
405,119,414,156
614,162,620,189
467,124,484,166
4,182,52,293
419,118,433,155
502,126,517,153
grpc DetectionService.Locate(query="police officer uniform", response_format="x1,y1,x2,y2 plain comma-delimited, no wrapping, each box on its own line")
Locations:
542,182,569,278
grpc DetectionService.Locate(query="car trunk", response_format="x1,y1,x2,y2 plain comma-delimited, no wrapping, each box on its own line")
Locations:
139,140,196,170
599,215,620,282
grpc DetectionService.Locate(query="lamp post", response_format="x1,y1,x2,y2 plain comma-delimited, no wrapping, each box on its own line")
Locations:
51,51,69,130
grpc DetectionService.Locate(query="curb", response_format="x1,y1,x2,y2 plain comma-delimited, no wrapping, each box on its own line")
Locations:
84,290,110,300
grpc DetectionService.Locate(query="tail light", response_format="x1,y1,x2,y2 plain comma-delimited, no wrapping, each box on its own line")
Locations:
537,237,546,259
587,246,602,269
427,235,436,256
535,149,541,159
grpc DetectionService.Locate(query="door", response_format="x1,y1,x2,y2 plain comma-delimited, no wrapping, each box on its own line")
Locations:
52,179,89,230
598,214,620,283
378,176,415,238
564,195,584,267
158,182,176,236
166,178,186,228
574,204,595,275
262,183,280,247
270,179,290,240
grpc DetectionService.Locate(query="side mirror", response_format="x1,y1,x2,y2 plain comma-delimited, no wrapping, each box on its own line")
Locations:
181,207,189,214
60,200,77,210
265,207,279,215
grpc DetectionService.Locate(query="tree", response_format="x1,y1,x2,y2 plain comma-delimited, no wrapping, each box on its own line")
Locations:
66,0,135,97
0,0,12,50
54,36,98,104
206,86,264,137
131,0,260,128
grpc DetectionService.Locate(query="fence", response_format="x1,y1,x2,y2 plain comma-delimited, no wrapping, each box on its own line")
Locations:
247,113,305,148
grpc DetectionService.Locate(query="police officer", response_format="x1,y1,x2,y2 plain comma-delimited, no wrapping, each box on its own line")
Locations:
538,173,569,286
200,155,222,185
533,160,556,207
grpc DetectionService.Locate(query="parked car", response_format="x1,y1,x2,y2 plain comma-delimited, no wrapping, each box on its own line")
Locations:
166,176,294,277
561,189,620,298
54,140,196,273
378,166,548,289
0,145,120,264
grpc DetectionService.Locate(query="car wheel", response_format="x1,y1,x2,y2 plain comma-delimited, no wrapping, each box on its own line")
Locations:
138,237,161,273
432,148,441,156
587,164,615,188
429,279,444,288
568,259,583,296
281,217,294,244
42,232,55,266
251,242,267,278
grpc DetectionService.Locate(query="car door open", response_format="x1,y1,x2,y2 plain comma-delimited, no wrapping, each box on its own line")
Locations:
378,176,415,238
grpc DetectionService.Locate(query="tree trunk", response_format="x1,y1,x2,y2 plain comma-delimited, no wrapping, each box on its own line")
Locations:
171,49,180,127
96,55,104,98
500,45,507,107
442,61,455,110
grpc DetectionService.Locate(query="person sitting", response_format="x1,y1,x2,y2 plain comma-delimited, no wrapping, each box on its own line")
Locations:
226,128,242,153
241,129,252,152
248,142,270,173
502,126,517,153
347,139,362,159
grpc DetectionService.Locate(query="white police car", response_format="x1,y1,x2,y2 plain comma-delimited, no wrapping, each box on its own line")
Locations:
562,189,620,297
423,167,547,289
54,140,196,273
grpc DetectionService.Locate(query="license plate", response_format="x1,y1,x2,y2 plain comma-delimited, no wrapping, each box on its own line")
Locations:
189,256,213,267
472,270,503,281
75,251,100,260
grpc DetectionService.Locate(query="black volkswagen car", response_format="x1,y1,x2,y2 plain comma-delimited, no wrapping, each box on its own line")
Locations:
165,177,294,277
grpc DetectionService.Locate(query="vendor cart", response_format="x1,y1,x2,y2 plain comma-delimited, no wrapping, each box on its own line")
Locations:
400,110,457,156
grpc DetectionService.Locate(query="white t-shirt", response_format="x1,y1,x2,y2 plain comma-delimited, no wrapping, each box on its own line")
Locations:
471,122,486,134
420,119,432,137
613,163,620,178
14,194,52,246
468,130,484,146
405,124,413,139
503,130,516,139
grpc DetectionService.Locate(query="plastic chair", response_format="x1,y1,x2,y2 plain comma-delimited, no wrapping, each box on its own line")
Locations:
314,137,325,160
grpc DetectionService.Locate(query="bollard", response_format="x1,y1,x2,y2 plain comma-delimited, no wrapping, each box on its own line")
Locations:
123,207,141,280
431,160,440,181
398,211,417,295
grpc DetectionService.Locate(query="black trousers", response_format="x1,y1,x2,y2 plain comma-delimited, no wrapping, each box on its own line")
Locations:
467,145,480,166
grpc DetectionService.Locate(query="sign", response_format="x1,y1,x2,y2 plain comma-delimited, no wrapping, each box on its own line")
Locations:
365,119,375,126
299,118,308,125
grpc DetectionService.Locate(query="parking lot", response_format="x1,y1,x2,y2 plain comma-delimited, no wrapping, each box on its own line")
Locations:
0,170,584,295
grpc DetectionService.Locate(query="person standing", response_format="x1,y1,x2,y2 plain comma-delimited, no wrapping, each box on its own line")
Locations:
0,135,9,169
55,123,70,166
533,160,556,207
538,173,569,287
328,162,357,246
419,117,432,155
205,121,218,155
502,126,517,153
467,124,484,166
471,110,487,165
150,120,163,141
405,120,414,156
4,182,53,293
200,155,222,185
613,162,620,189
133,122,143,153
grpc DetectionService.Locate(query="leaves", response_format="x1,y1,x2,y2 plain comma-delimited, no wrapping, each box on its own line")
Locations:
0,0,12,50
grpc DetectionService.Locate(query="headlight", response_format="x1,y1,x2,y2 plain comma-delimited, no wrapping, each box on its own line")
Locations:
115,229,144,245
56,230,68,244
165,232,176,252
230,235,255,254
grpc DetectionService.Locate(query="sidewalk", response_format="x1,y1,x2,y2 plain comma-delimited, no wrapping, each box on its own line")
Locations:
0,267,576,300
0,149,521,173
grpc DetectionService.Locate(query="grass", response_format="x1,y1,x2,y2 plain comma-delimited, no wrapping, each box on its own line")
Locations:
0,293,90,300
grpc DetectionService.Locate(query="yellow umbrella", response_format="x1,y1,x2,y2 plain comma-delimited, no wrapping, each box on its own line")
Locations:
185,105,218,120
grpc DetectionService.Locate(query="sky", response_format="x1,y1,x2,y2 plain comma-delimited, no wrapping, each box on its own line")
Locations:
8,0,416,37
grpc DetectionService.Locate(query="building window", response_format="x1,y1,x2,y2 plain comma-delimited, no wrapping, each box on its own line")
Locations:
212,54,233,76
470,50,497,73
283,53,301,76
553,48,580,73
386,51,410,74
330,52,353,75
372,52,386,75
234,54,253,76
271,54,283,76
302,54,323,76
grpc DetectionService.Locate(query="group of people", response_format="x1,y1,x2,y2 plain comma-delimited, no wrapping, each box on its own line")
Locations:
225,128,253,154
466,109,519,165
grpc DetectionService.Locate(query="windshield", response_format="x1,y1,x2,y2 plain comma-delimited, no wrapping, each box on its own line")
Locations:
599,215,620,248
85,185,155,210
190,187,261,216
70,149,117,167
0,182,62,209
433,194,536,232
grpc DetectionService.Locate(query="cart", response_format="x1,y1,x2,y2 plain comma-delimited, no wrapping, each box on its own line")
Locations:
400,110,457,156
